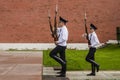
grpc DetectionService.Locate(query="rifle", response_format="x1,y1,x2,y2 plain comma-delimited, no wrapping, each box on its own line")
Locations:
53,4,58,41
48,4,58,41
84,11,91,45
48,10,54,37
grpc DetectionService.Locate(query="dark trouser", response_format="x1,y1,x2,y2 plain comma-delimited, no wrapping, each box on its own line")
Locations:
49,45,66,74
86,47,99,73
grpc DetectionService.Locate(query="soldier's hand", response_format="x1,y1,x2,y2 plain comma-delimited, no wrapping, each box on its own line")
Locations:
54,41,58,45
88,45,91,48
51,34,54,37
82,33,87,38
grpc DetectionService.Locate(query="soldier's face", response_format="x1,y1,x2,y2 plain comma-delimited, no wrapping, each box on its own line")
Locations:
58,21,64,27
90,28,94,32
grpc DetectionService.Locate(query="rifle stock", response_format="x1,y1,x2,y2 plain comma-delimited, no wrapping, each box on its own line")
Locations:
48,17,54,37
48,4,58,41
53,4,58,41
48,9,54,37
84,11,91,45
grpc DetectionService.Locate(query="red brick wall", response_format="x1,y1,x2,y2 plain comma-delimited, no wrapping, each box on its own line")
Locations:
0,0,120,43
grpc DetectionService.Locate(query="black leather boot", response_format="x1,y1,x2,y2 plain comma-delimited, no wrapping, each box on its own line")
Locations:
96,64,100,72
87,73,95,76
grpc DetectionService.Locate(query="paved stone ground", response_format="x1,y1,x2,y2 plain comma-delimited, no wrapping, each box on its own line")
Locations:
43,67,120,80
1,51,120,80
0,51,42,80
43,67,69,80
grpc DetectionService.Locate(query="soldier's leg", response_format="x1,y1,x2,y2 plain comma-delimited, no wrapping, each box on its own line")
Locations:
86,48,93,63
86,48,95,74
86,48,98,66
59,46,66,74
86,48,99,73
49,46,66,65
91,55,95,74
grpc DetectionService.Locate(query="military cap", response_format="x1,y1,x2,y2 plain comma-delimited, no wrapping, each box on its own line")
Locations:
59,16,68,23
90,23,97,30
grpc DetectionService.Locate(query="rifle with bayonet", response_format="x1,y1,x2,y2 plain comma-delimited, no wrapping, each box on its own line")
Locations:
48,5,58,41
48,10,54,37
84,11,91,45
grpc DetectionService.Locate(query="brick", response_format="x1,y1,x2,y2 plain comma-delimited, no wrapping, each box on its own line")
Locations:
0,0,119,43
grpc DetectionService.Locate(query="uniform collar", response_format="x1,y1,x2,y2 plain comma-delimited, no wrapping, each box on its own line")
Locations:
60,25,66,29
92,31,95,34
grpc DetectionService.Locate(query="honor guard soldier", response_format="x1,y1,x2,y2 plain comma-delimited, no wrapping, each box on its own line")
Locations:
49,16,68,77
84,23,100,76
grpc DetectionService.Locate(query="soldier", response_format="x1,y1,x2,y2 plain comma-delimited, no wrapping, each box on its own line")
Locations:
84,23,100,76
49,16,68,77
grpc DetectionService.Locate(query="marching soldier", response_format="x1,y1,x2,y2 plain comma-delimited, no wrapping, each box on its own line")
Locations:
49,16,68,77
83,23,100,76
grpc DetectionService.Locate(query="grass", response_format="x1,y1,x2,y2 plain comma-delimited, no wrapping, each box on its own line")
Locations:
43,44,120,71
